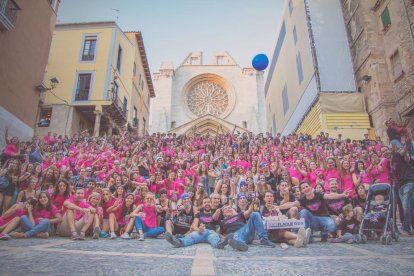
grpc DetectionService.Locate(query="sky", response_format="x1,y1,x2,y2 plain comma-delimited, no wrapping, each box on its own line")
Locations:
57,0,284,74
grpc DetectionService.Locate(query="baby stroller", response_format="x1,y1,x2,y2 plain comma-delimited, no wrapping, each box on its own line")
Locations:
359,183,398,245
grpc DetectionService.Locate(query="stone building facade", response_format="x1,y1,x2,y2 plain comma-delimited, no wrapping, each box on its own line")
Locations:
341,0,414,139
149,51,266,136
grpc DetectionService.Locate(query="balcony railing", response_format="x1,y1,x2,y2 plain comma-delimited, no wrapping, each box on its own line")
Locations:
81,54,95,61
0,0,20,31
110,91,128,118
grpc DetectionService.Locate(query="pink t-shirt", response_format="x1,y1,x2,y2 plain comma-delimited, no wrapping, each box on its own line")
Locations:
342,173,355,198
375,159,390,183
324,169,341,192
33,205,59,224
63,197,90,220
0,208,25,226
51,194,69,212
3,143,18,156
142,204,157,228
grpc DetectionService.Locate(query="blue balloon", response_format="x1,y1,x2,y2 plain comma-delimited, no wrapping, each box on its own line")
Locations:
252,54,269,71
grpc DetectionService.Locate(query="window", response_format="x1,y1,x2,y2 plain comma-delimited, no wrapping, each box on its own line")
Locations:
38,108,52,127
116,45,122,72
190,57,197,65
143,118,146,134
138,73,142,85
217,56,225,65
81,36,97,61
75,73,92,101
282,84,289,115
133,62,136,77
141,79,144,90
171,121,176,129
123,96,127,115
133,106,138,127
296,52,304,84
390,50,403,80
242,121,247,128
381,7,391,31
289,0,294,15
272,114,277,136
293,26,298,45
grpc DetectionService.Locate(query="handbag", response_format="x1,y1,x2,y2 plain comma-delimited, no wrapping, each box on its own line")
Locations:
0,175,10,191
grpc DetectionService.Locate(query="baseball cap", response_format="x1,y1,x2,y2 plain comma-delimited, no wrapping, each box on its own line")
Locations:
181,193,191,200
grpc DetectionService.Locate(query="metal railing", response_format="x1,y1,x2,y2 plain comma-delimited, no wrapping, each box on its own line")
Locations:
110,91,128,120
0,0,20,30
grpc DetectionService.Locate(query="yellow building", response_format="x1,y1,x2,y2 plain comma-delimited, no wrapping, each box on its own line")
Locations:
265,0,372,140
35,21,155,137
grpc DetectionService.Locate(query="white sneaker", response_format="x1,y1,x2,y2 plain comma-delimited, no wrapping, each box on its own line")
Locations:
121,233,131,240
303,228,312,246
294,228,305,248
138,234,145,241
110,232,117,239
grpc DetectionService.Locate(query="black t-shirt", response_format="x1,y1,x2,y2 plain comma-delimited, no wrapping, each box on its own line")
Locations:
196,209,218,231
274,192,295,214
260,205,280,217
264,172,278,191
299,192,330,216
338,217,359,235
326,196,350,216
220,212,246,235
352,196,366,211
386,127,401,141
393,152,414,186
138,164,149,177
174,206,194,229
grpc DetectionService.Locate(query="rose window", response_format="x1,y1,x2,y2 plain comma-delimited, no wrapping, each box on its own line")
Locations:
186,81,229,117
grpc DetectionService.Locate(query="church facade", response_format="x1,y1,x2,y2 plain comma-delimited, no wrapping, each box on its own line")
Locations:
149,51,266,136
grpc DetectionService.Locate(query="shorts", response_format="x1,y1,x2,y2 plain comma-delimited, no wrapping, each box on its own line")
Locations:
268,229,287,243
173,224,190,235
57,212,86,236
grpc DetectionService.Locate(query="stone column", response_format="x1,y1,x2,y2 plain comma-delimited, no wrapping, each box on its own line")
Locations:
93,111,102,137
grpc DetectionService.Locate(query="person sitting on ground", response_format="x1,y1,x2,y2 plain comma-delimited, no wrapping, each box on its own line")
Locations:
14,192,61,239
260,191,310,248
330,204,360,244
133,192,165,240
165,193,195,237
0,202,26,240
165,197,224,249
325,178,351,225
274,180,298,219
217,197,275,251
57,187,96,240
279,180,351,242
107,193,135,239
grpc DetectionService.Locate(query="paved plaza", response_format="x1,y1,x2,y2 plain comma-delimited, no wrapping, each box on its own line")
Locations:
1,236,413,276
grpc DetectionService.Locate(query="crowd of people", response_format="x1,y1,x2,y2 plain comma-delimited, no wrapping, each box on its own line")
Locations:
0,119,413,251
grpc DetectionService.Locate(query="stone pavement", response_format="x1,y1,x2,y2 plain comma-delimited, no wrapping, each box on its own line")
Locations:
0,236,413,276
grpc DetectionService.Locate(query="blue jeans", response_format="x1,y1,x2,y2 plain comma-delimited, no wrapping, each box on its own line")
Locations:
333,232,358,243
20,215,50,238
179,229,221,248
300,209,336,238
134,217,164,238
233,212,269,246
399,181,414,232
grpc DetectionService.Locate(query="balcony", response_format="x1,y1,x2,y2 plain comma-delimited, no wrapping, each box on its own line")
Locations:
103,90,128,125
0,0,20,31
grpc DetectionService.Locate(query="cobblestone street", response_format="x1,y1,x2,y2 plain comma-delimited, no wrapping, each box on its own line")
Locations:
1,236,413,275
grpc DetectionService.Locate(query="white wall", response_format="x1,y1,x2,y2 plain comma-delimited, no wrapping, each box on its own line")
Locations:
0,106,34,149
